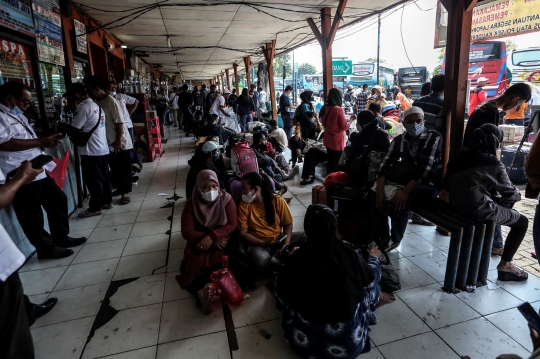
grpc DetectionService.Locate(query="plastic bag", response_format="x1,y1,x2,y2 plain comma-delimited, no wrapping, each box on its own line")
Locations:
210,256,244,305
324,171,351,188
46,151,70,189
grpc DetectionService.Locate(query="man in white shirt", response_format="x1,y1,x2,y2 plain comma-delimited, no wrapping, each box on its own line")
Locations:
0,162,42,358
0,81,86,259
268,119,287,152
209,88,231,124
84,76,133,205
69,83,112,218
169,87,180,127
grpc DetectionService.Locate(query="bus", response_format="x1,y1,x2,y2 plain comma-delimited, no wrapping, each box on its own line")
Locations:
345,63,395,90
442,40,509,98
397,67,430,100
508,47,540,87
300,75,346,97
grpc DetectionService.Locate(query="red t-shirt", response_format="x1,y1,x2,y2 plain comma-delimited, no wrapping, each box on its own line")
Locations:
468,87,487,116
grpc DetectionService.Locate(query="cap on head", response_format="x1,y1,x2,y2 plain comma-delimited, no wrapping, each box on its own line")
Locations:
403,106,425,120
372,85,383,93
477,77,488,83
222,88,231,95
202,141,223,153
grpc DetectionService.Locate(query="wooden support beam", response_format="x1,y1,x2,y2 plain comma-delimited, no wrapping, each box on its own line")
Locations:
320,7,333,98
307,18,323,46
220,74,224,91
263,40,278,122
225,69,231,90
244,56,251,88
442,0,474,174
327,0,348,49
465,0,478,12
233,63,239,91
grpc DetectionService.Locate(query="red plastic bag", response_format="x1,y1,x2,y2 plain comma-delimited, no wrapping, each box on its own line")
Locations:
46,151,70,189
210,256,244,305
324,171,351,188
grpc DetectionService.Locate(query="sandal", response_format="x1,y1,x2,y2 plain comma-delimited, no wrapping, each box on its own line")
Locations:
300,177,314,185
497,268,528,282
120,196,131,205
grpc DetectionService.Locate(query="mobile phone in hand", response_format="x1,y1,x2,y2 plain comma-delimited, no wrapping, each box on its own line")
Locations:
30,154,54,169
517,302,540,334
277,235,287,243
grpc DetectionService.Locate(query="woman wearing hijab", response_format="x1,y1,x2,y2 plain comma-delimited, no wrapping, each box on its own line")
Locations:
346,110,391,187
296,90,317,141
320,88,349,175
445,124,528,282
178,170,238,314
275,205,394,359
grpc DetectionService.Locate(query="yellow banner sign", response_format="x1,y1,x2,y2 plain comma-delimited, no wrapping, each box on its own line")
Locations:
471,0,540,41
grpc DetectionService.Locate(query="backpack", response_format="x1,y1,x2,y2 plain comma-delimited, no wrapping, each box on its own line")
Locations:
230,141,259,177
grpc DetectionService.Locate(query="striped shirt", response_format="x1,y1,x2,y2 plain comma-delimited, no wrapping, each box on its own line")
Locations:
413,93,444,131
378,128,443,189
356,91,369,112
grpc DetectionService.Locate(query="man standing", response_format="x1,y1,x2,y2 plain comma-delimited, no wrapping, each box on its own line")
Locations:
468,76,488,116
210,88,231,125
279,85,296,139
192,86,201,107
413,74,445,133
205,84,217,115
464,83,532,145
420,82,432,97
250,84,259,120
70,83,112,218
84,76,133,205
0,82,86,259
169,87,180,127
156,88,170,126
199,84,209,113
178,84,195,136
356,84,369,113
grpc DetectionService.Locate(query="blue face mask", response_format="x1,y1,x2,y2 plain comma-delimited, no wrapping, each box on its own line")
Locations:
11,106,23,115
213,152,220,161
404,123,424,137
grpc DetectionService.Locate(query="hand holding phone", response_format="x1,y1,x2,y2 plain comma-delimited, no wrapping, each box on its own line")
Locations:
518,302,540,334
13,160,44,184
277,235,287,243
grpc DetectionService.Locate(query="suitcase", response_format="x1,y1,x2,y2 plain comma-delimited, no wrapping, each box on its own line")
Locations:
312,185,327,205
500,145,530,184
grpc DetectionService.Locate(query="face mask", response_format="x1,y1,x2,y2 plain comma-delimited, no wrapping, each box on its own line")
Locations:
242,190,256,203
405,123,424,137
11,106,23,115
110,92,117,97
201,189,219,202
213,152,220,161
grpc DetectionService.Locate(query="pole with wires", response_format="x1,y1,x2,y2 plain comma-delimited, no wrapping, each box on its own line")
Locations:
376,12,381,86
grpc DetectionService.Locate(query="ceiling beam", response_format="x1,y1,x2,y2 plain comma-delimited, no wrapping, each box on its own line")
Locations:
327,0,348,50
306,18,323,46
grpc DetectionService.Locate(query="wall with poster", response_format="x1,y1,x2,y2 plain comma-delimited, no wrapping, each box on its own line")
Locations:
0,36,35,87
0,0,35,36
471,0,540,41
32,0,64,65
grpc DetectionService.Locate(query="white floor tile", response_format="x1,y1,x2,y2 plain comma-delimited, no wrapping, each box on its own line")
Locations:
169,231,187,250
131,219,171,237
55,258,119,291
19,266,67,295
88,224,134,243
113,251,167,280
163,272,193,302
158,298,225,343
292,216,304,232
97,346,156,359
392,257,438,291
487,269,540,303
123,234,170,256
378,332,460,359
397,283,481,330
486,307,537,350
70,215,104,231
356,347,384,359
20,245,82,272
407,250,449,282
97,211,139,228
32,317,93,359
369,298,431,346
232,318,300,359
106,201,144,214
156,331,229,359
456,284,523,316
82,304,162,358
415,229,451,251
109,274,165,310
396,232,442,257
136,208,174,223
436,318,531,359
33,283,108,328
166,248,184,273
72,238,127,264
140,199,178,211
288,204,307,217
231,286,282,328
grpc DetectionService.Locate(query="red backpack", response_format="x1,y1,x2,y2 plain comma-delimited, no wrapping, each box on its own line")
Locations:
230,142,259,178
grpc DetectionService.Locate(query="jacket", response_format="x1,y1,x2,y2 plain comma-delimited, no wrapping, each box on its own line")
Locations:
199,124,228,147
444,153,520,222
250,144,273,167
321,105,348,151
235,95,255,116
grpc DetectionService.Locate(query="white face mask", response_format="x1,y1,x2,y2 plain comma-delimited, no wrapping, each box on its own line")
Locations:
201,189,219,202
110,92,117,97
242,190,256,203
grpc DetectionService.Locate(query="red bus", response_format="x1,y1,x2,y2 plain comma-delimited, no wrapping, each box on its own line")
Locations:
442,40,509,98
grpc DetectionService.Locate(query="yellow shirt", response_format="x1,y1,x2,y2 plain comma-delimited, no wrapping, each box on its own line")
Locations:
506,103,528,120
237,195,293,241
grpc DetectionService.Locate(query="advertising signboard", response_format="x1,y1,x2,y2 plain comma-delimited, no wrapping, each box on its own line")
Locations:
0,0,35,36
32,0,65,66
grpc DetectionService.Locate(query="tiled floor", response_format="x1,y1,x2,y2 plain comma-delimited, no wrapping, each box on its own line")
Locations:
21,126,539,359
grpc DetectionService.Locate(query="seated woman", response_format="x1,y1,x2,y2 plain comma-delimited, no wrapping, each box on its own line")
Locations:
251,132,283,183
445,124,528,282
237,172,305,276
297,90,317,141
177,170,238,313
275,205,394,359
288,124,306,168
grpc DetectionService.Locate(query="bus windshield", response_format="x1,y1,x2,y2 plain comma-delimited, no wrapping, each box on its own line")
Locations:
512,50,540,67
469,43,502,62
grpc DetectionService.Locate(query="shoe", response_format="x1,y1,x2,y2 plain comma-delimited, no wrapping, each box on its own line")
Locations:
383,239,400,252
56,236,87,248
28,298,58,326
411,214,434,226
102,203,113,210
497,269,528,282
131,176,139,183
37,246,74,260
78,209,103,218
